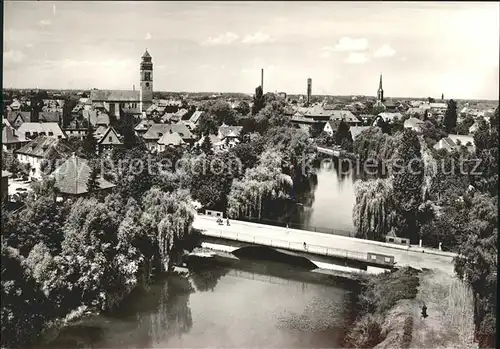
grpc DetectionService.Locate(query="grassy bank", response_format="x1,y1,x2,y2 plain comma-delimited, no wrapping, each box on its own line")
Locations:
344,267,477,349
344,267,420,348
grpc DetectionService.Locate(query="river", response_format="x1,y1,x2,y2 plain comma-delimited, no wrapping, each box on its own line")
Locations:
41,260,359,348
253,158,358,237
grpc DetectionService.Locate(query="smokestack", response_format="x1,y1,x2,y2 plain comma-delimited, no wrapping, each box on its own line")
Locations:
261,68,264,92
133,85,135,91
307,78,312,105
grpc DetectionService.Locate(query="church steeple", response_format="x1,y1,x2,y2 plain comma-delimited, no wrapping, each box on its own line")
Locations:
140,49,153,113
377,73,384,102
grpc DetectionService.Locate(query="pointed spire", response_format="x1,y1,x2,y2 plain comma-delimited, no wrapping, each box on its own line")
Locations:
379,73,383,90
142,49,151,59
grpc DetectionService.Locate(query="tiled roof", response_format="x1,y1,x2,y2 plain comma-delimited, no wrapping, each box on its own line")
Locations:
448,134,475,148
51,155,115,195
134,119,155,131
189,110,203,124
16,122,66,140
157,131,185,146
15,136,73,158
174,108,189,117
404,117,425,129
142,123,194,140
90,89,140,102
329,110,360,123
39,111,60,123
218,124,243,138
97,127,123,145
196,134,222,147
6,111,31,124
325,120,341,132
94,125,108,137
349,126,371,140
95,113,110,126
2,125,24,144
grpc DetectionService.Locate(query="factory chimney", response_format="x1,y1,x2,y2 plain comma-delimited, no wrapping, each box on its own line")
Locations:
307,78,312,105
261,68,264,93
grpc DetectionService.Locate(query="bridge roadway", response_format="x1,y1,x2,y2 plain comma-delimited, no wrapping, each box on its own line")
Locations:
192,215,456,274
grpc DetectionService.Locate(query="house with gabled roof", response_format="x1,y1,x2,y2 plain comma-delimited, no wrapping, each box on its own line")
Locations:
329,110,361,126
142,123,195,151
134,119,155,137
96,126,123,155
434,134,475,153
156,129,186,152
15,136,74,179
6,111,31,128
404,117,425,133
323,120,341,136
16,122,66,141
2,125,30,152
51,154,115,197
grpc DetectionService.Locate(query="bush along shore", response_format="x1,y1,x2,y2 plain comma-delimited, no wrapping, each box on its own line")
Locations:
343,267,478,349
343,267,421,348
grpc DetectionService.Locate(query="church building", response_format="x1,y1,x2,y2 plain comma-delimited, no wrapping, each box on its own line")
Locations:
373,73,386,110
90,50,154,119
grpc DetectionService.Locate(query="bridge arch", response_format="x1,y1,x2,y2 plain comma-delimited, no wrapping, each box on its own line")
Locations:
232,245,318,270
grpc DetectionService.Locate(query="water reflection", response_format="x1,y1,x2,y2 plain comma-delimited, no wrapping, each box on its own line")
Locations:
43,260,356,349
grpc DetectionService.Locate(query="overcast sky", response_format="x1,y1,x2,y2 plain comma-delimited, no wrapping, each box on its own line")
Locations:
3,1,499,99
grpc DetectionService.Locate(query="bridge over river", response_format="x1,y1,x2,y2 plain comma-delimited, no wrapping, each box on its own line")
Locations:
192,215,456,274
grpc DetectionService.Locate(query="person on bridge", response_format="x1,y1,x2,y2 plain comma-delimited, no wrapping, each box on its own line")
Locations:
226,218,230,226
303,241,307,250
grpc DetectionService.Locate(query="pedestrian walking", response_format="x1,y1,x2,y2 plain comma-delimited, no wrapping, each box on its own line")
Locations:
421,304,428,318
303,241,307,250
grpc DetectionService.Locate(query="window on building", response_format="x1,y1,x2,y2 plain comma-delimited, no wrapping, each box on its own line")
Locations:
109,136,112,142
145,72,151,81
48,132,54,136
371,255,377,260
58,135,62,139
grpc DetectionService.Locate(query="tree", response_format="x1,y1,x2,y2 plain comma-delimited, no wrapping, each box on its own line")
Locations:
200,135,214,155
83,122,97,158
252,85,265,115
116,114,138,149
87,161,99,194
235,100,250,116
455,115,475,135
353,178,395,241
1,245,52,349
391,129,424,241
454,193,497,348
443,99,458,134
196,115,218,137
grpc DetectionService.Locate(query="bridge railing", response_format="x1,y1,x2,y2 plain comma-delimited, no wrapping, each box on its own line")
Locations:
205,228,370,263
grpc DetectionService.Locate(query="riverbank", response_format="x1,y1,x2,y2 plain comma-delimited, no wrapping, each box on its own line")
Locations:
344,267,477,349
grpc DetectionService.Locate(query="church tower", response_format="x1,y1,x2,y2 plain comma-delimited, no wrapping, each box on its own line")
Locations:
377,73,384,102
140,50,153,112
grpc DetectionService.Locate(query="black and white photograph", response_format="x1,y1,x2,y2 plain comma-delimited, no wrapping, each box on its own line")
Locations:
1,1,498,348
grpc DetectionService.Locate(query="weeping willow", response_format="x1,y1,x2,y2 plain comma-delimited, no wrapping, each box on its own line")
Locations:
141,187,195,271
352,178,395,241
227,149,293,219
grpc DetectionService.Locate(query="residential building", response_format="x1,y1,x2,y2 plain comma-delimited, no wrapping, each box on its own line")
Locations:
6,111,31,128
16,122,67,141
329,110,361,126
434,134,475,152
195,134,225,152
157,129,186,152
96,127,123,155
134,119,155,137
2,125,29,152
349,126,371,140
142,123,195,151
189,110,203,125
51,154,115,198
323,120,341,136
404,117,425,132
373,112,403,124
218,124,243,143
16,136,74,179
